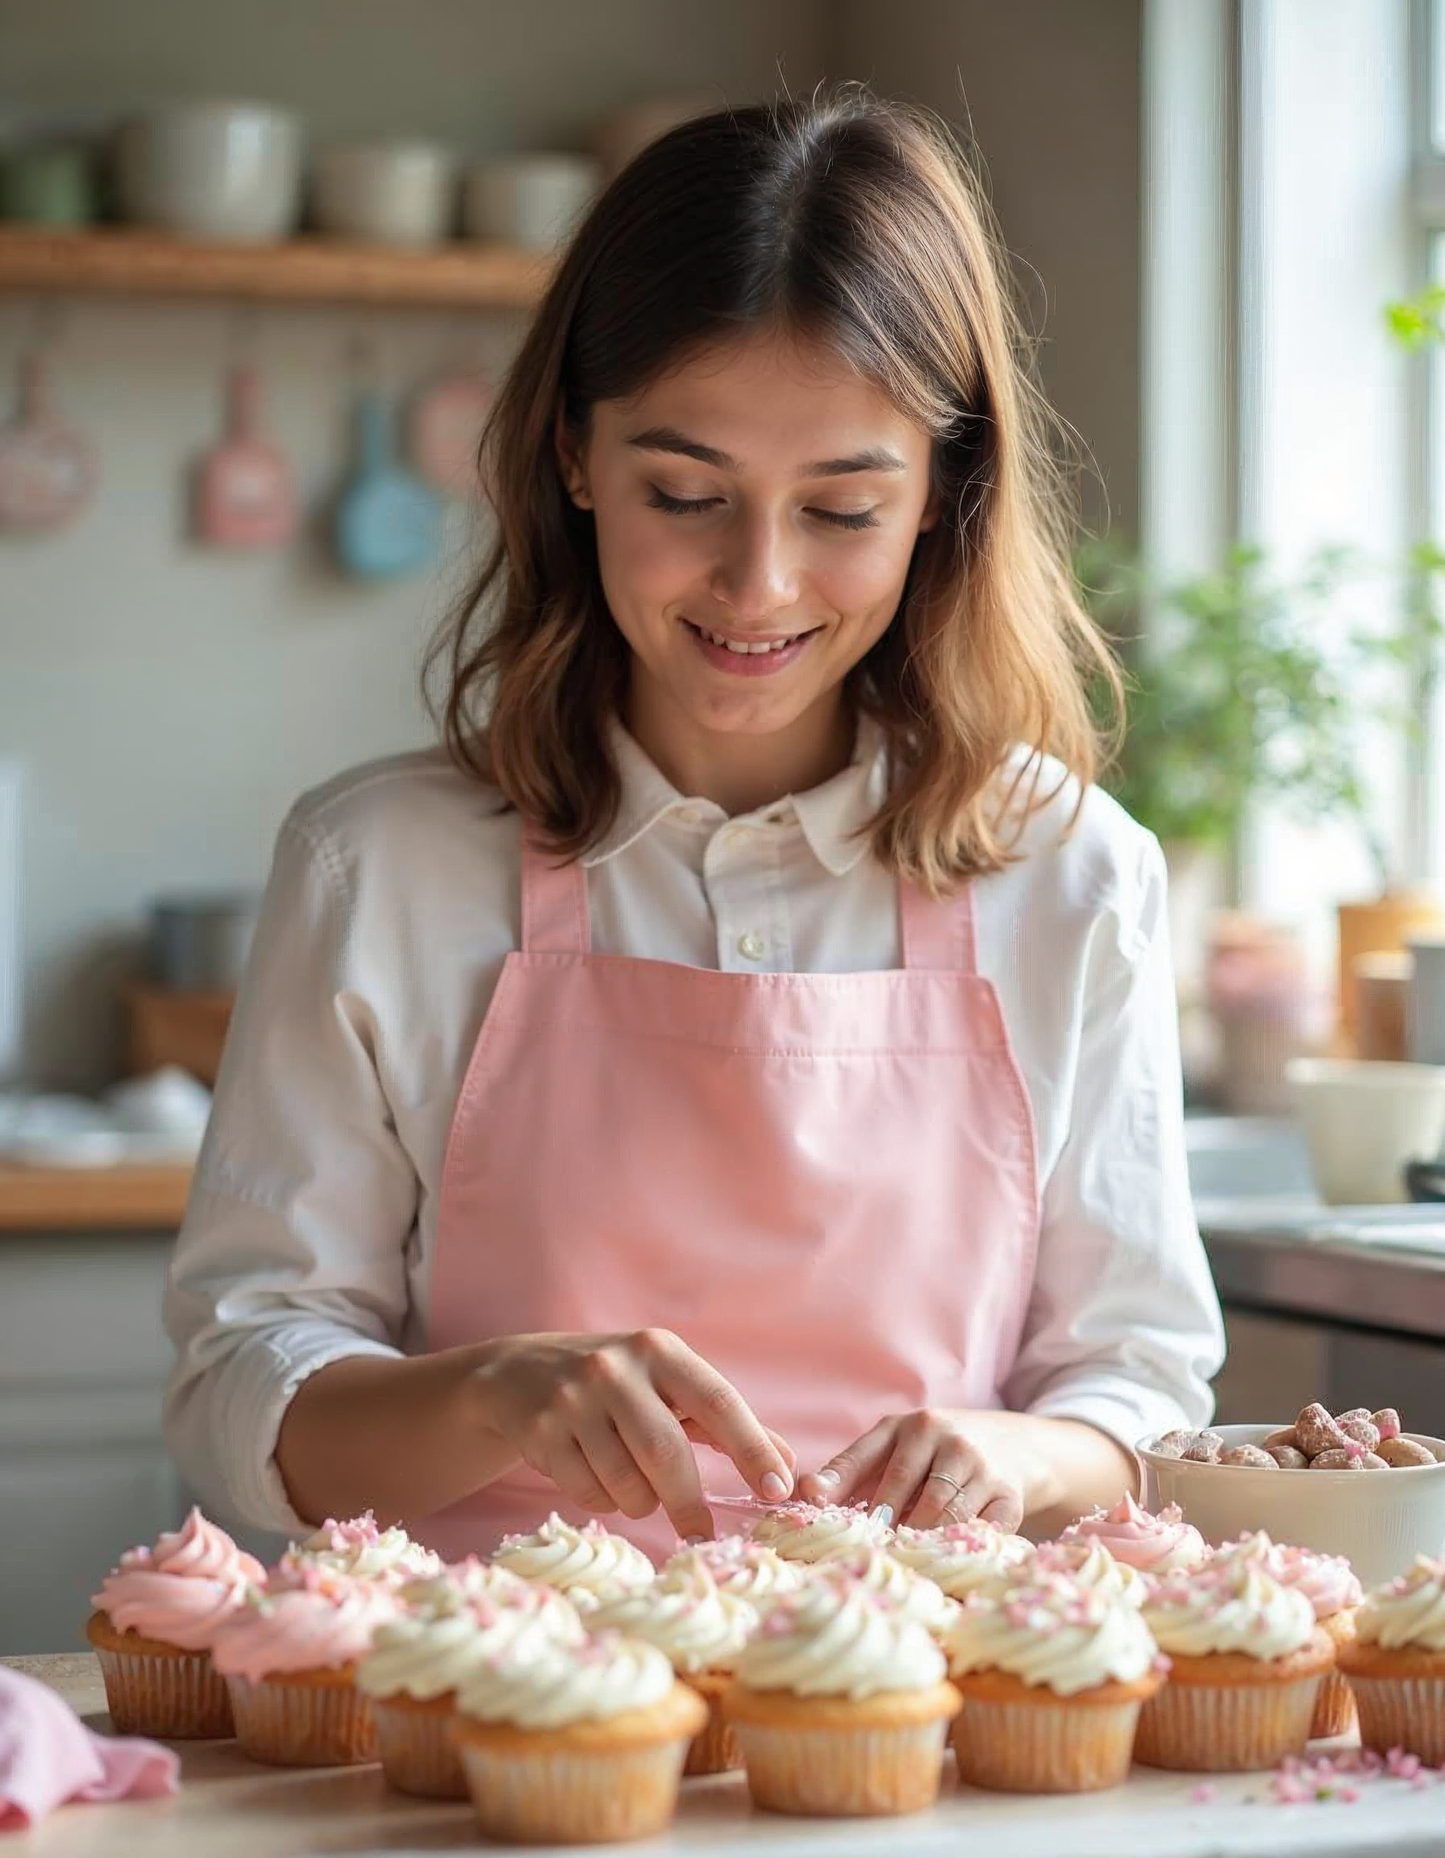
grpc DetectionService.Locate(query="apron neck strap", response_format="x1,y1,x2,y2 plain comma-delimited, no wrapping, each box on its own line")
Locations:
520,828,591,955
898,879,978,973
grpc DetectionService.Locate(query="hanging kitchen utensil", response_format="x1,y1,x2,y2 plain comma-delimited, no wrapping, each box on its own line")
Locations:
0,350,97,533
334,387,442,580
194,362,298,549
407,367,493,499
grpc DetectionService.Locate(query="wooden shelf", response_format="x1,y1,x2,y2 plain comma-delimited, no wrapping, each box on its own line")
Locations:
0,1161,192,1232
0,224,552,311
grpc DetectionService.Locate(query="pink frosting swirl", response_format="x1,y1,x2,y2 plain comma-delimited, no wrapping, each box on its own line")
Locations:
210,1565,399,1682
1214,1532,1363,1619
91,1508,265,1651
1060,1494,1207,1573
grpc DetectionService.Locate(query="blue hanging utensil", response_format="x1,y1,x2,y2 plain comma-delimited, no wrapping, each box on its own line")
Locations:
334,387,442,580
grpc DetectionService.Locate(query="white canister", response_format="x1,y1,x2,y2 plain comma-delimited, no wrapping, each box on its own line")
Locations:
311,141,457,247
1408,935,1445,1067
117,102,302,242
462,154,601,251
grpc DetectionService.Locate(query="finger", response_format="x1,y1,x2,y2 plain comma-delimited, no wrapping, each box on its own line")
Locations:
979,1490,1025,1532
950,1471,1023,1533
678,1420,797,1476
609,1393,715,1543
796,1417,898,1507
904,1438,978,1530
646,1332,793,1502
571,1405,665,1523
874,1419,955,1523
523,1414,618,1515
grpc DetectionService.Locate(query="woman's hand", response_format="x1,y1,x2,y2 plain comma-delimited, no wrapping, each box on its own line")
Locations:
473,1328,795,1542
795,1409,1024,1531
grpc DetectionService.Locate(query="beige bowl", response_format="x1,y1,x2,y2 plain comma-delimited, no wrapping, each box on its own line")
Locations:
1139,1424,1445,1587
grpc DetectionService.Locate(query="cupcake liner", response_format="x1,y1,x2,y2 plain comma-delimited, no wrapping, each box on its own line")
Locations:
950,1691,1144,1794
1347,1675,1445,1766
93,1645,233,1740
683,1676,742,1777
224,1673,376,1767
730,1717,950,1817
454,1735,693,1844
1310,1666,1357,1741
371,1695,466,1798
1134,1673,1323,1772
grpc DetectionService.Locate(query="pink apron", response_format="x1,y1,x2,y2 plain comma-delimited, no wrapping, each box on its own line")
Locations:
419,829,1039,1562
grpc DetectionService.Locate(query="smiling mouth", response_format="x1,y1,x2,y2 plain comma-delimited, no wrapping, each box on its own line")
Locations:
683,620,820,655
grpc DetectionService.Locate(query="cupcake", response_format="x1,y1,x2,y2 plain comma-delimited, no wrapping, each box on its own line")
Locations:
210,1561,399,1765
663,1536,804,1606
750,1501,892,1565
490,1512,655,1607
1060,1494,1209,1575
290,1510,441,1586
815,1545,961,1639
1337,1552,1445,1764
1212,1532,1363,1736
86,1508,263,1738
1135,1559,1333,1771
591,1566,757,1774
358,1569,585,1798
1023,1537,1148,1608
722,1571,960,1816
890,1518,1033,1600
942,1569,1165,1791
450,1629,706,1844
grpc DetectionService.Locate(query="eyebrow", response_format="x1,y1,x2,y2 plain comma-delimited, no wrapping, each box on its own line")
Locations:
624,425,908,478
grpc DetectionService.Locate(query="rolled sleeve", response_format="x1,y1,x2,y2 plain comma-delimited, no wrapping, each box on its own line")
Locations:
163,809,417,1534
1003,833,1225,1456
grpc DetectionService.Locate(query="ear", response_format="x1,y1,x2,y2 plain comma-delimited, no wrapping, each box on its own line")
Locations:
553,404,593,509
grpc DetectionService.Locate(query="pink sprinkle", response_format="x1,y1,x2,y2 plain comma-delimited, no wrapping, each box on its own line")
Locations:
1386,1748,1423,1779
1337,1786,1360,1804
1189,1783,1216,1805
1271,1776,1310,1805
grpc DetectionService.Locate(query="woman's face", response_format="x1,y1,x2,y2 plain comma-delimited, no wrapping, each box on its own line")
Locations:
556,328,940,765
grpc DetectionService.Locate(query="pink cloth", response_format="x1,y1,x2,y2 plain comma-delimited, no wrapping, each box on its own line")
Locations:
0,1667,178,1832
418,829,1039,1563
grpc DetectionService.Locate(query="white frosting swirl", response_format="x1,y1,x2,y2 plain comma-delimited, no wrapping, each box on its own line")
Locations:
817,1546,959,1634
357,1603,564,1701
1211,1533,1362,1621
1025,1538,1147,1607
1142,1561,1317,1660
491,1514,655,1601
399,1561,584,1639
1356,1554,1445,1652
750,1503,891,1564
294,1513,441,1584
890,1521,1033,1598
589,1568,756,1675
733,1573,946,1699
944,1573,1161,1696
662,1538,804,1605
455,1629,675,1729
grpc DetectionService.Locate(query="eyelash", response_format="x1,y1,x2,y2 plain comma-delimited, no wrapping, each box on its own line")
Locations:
645,488,879,531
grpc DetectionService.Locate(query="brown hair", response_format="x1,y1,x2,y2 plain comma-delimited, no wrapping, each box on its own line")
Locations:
427,84,1121,890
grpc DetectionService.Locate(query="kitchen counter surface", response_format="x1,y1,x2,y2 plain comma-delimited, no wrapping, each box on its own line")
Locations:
0,1164,191,1233
6,1652,1444,1857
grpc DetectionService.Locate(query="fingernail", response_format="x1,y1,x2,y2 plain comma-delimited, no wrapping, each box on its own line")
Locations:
761,1472,791,1501
814,1468,840,1488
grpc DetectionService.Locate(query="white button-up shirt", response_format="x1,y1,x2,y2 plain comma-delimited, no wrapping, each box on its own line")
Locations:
164,726,1224,1533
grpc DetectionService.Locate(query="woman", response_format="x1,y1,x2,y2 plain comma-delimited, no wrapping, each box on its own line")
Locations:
165,89,1223,1561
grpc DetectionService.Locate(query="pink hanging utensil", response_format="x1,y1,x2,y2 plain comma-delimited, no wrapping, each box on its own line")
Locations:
193,362,297,550
0,351,97,533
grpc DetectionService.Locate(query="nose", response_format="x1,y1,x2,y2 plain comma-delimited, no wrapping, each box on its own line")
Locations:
707,507,801,622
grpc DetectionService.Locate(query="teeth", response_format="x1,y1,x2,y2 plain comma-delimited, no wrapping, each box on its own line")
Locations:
699,627,799,654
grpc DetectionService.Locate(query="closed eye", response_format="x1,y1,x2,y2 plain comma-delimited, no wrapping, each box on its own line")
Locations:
645,488,879,531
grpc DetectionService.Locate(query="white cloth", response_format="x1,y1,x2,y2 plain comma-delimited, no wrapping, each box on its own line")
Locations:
164,726,1224,1532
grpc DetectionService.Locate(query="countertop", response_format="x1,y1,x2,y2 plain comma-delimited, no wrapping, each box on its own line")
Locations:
6,1653,1445,1857
0,1164,191,1233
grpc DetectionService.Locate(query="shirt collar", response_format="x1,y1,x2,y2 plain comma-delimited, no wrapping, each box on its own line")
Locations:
582,716,887,876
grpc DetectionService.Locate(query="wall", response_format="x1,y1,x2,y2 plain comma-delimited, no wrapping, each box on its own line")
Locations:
0,0,832,1087
836,0,1144,544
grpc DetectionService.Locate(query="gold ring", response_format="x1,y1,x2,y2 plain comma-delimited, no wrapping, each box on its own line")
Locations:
926,1470,963,1495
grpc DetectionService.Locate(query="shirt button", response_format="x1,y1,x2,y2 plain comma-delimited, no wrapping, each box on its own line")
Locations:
737,931,766,961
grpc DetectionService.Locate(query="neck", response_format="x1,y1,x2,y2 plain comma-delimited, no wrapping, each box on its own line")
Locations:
625,684,856,815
